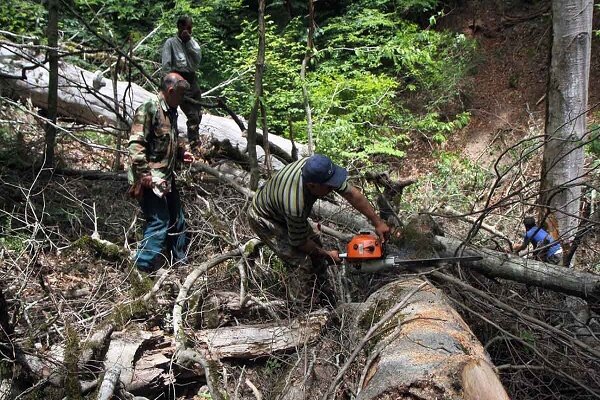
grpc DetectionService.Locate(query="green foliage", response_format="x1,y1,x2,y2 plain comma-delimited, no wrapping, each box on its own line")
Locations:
265,357,283,377
220,17,305,134
0,216,27,253
0,0,45,37
401,151,491,211
587,122,600,158
2,0,474,169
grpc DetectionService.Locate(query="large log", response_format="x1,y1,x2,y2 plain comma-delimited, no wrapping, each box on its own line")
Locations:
0,45,306,167
278,279,508,400
352,279,508,400
436,235,600,302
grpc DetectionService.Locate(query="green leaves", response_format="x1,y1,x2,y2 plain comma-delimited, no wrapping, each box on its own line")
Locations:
2,0,476,170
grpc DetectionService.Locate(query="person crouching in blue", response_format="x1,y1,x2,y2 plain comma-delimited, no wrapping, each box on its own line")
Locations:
512,216,563,265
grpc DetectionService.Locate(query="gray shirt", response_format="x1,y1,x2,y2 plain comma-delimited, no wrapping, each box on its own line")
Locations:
161,36,202,74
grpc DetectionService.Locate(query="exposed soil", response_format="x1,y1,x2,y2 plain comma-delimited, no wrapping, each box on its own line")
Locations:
400,0,600,178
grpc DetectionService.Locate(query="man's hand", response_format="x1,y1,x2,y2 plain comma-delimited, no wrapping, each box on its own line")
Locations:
180,30,191,43
183,151,195,164
374,220,391,243
140,174,154,189
325,249,341,264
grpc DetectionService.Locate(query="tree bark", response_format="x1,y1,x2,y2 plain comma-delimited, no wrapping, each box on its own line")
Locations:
540,0,593,260
245,0,266,190
44,0,59,166
301,0,316,155
436,235,600,302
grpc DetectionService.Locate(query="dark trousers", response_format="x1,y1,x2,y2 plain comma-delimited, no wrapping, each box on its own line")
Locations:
178,72,202,143
134,184,188,271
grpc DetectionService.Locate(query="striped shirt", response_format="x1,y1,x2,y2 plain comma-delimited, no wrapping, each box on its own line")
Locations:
251,158,350,246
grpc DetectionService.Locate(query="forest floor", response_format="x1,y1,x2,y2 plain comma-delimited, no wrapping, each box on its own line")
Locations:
2,1,600,399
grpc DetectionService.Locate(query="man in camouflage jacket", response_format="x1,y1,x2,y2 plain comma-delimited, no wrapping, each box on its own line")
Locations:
128,72,195,272
162,15,203,148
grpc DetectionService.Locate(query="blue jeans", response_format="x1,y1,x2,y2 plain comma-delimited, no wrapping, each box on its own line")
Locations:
134,184,188,271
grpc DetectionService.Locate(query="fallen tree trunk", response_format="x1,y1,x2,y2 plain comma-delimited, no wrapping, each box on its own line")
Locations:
278,279,508,400
436,235,600,302
351,279,508,400
194,308,330,360
0,45,306,167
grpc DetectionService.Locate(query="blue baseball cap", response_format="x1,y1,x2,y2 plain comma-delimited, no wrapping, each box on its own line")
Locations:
302,154,348,188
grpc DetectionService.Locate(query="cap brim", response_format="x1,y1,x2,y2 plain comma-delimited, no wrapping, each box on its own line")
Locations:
323,165,348,188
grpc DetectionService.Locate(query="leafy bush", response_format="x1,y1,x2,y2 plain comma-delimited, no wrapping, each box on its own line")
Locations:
401,151,491,212
0,0,45,37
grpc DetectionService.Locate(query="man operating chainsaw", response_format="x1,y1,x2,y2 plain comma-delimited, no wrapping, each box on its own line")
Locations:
248,154,390,290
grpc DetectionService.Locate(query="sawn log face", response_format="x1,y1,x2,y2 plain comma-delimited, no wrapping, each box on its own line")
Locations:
352,278,508,400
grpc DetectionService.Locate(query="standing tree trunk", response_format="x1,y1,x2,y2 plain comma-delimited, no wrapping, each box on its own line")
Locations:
540,0,592,263
44,0,59,167
246,0,267,190
300,0,315,155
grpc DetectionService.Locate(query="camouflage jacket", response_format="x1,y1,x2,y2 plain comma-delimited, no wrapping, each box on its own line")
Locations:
127,94,185,185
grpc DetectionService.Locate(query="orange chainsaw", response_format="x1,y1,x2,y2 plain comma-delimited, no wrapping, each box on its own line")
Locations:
339,231,482,273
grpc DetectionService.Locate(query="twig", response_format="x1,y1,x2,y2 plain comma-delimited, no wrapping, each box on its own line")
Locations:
432,272,600,359
245,378,262,400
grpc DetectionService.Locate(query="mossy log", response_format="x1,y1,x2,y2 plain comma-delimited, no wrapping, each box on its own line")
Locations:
279,279,508,400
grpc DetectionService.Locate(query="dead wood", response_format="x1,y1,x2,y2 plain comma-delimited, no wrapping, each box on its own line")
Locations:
97,366,121,400
80,323,114,373
344,278,507,400
103,330,153,389
432,271,600,360
0,45,306,166
201,291,285,328
436,235,600,302
194,308,330,360
173,240,260,400
173,242,260,341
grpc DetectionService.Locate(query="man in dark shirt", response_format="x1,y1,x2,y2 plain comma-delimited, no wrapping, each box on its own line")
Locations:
162,15,203,149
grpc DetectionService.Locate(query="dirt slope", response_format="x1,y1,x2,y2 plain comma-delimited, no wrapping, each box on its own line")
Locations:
416,0,600,169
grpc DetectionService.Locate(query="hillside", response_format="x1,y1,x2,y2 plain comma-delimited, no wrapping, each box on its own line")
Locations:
441,0,599,165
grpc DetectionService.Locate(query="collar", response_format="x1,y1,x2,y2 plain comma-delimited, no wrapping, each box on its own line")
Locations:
158,93,177,116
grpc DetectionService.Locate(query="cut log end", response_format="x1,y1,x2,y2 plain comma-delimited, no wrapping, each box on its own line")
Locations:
461,359,509,400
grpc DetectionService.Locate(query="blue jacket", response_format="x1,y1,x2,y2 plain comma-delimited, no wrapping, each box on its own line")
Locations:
524,226,561,258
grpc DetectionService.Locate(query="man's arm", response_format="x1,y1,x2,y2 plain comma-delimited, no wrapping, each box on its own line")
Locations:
287,215,340,264
128,104,152,181
512,236,530,253
341,186,390,241
185,38,202,70
297,238,340,263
